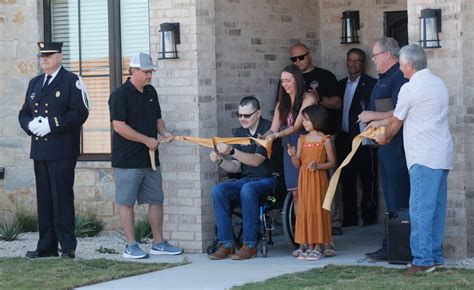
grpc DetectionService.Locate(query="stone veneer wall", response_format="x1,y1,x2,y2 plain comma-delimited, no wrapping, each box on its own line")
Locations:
0,1,43,219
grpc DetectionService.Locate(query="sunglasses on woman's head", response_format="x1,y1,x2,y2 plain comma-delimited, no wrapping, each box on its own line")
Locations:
290,52,308,63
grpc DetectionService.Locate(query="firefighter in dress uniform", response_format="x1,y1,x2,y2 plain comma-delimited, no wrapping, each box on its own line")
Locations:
18,41,89,259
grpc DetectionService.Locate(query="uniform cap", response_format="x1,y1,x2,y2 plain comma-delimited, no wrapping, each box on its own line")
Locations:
37,41,63,56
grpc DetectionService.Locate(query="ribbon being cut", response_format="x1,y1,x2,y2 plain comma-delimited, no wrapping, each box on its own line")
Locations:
322,126,386,211
148,136,273,171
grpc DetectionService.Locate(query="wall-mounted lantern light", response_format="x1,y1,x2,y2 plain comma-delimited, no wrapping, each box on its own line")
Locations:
341,10,360,44
419,9,441,48
158,22,180,59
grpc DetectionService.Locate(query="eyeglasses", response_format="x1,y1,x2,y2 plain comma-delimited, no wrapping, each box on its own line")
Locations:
290,52,308,63
371,50,386,58
238,110,258,119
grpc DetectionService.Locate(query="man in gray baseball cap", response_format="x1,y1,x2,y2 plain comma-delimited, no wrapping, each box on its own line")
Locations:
108,52,182,259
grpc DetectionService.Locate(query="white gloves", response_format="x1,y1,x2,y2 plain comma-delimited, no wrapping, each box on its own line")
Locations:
31,116,51,137
28,117,41,133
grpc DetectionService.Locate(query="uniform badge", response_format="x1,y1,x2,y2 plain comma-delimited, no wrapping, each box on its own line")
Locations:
39,42,44,48
149,99,153,102
30,92,36,99
75,80,82,90
56,91,61,98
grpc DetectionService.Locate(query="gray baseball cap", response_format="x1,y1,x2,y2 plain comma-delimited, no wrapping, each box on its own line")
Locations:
129,52,157,70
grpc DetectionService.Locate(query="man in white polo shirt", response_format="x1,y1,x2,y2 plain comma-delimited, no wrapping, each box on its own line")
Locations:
370,44,453,275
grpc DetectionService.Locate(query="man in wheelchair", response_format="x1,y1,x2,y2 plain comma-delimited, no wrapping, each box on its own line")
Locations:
208,96,282,260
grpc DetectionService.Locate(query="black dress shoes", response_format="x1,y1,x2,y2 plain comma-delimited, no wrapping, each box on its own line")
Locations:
332,226,343,236
365,247,388,261
25,249,59,258
61,249,76,259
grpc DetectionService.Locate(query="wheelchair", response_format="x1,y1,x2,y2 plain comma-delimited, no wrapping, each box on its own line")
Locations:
206,174,297,257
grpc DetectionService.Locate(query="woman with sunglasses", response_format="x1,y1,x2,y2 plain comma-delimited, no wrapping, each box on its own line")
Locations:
262,64,318,224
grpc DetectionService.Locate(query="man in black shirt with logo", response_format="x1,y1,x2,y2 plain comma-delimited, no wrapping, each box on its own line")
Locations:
109,52,182,259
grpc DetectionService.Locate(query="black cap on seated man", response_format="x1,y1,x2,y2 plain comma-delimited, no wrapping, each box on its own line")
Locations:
37,41,63,57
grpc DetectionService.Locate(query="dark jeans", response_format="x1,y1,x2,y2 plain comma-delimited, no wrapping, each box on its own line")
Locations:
211,177,279,244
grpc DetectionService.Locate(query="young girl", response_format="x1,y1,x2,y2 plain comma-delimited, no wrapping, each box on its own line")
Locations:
288,105,336,261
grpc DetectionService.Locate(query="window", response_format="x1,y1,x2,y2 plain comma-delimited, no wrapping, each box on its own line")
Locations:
44,0,150,159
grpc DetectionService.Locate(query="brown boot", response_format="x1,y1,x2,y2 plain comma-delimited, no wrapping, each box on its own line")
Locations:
231,243,257,260
208,244,234,260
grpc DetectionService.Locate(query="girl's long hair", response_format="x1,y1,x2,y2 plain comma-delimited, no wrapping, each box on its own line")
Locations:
277,64,305,125
302,105,329,134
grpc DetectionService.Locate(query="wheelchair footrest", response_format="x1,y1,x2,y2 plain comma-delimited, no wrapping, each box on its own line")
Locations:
264,216,275,231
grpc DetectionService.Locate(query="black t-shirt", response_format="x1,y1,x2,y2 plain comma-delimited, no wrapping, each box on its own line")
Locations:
109,78,162,168
303,67,340,135
234,118,282,178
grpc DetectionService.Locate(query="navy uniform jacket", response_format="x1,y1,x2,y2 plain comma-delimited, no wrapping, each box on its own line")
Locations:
336,73,377,138
19,66,89,160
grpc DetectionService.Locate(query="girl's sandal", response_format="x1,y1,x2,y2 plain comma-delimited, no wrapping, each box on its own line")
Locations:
324,243,336,257
306,249,322,261
297,250,309,260
292,248,305,257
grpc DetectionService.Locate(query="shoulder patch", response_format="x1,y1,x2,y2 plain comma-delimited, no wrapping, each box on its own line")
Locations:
75,80,82,90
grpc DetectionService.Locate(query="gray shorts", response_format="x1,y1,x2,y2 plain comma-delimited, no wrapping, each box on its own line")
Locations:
113,168,164,206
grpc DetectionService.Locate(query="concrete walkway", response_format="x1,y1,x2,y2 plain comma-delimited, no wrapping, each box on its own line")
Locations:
77,225,417,289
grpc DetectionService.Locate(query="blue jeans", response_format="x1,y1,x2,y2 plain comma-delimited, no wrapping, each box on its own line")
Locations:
409,164,449,266
211,177,279,245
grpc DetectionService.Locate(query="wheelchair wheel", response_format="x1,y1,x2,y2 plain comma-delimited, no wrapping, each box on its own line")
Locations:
281,191,298,249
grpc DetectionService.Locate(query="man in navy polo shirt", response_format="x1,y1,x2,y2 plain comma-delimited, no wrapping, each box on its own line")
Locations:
358,37,410,261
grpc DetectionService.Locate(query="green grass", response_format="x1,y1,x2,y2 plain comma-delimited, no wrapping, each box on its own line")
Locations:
233,264,474,289
0,257,183,289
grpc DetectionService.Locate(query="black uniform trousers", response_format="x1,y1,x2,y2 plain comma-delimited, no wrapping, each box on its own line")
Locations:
336,132,378,227
34,158,77,252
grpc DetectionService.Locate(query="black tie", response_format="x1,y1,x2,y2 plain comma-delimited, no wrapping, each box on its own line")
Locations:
43,75,52,89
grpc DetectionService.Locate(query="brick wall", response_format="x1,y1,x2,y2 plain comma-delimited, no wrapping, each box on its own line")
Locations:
405,0,470,258
215,0,320,135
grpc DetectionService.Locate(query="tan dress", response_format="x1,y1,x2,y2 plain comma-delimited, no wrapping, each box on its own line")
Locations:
294,135,332,245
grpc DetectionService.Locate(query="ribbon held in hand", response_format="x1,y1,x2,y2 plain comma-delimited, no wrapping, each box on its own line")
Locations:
148,136,273,172
322,127,386,211
174,136,273,159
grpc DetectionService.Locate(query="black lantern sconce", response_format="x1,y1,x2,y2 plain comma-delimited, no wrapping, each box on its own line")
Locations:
341,10,360,44
158,22,180,59
419,9,442,48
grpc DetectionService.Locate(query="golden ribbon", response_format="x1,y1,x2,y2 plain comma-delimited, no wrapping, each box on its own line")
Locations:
322,127,386,211
149,136,273,171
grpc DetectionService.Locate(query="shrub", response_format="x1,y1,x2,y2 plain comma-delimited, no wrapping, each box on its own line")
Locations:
75,210,104,238
0,219,22,241
14,210,38,233
135,219,152,243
